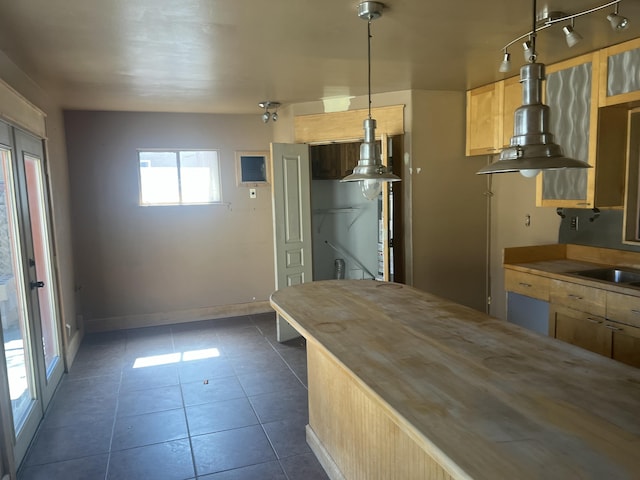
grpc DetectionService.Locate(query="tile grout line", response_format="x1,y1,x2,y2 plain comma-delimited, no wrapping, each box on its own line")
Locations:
171,325,198,479
103,346,125,480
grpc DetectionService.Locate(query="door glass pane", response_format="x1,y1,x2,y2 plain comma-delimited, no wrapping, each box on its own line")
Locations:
23,154,59,376
0,149,36,431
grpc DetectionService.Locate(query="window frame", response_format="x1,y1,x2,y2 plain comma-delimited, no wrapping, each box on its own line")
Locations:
137,149,223,206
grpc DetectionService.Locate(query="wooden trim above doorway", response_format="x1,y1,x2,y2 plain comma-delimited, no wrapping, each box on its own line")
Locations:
294,105,405,144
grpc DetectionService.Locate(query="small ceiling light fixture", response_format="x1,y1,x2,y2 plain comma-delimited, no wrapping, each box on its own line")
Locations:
341,1,400,200
478,0,591,176
562,19,583,47
259,101,280,123
497,0,630,74
499,51,511,73
608,2,629,30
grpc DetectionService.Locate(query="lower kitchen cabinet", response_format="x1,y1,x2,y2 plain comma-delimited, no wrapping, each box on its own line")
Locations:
610,323,640,368
550,305,611,357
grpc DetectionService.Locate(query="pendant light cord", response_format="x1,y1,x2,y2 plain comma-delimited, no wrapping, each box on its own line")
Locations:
367,18,372,120
531,0,537,61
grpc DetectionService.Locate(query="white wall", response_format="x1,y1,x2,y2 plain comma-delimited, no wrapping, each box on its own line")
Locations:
64,111,275,331
488,172,560,320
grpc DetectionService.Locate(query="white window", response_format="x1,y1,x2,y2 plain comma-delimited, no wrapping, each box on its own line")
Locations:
138,150,222,205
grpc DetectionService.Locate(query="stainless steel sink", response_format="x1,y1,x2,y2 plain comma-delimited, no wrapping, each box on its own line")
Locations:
571,268,640,284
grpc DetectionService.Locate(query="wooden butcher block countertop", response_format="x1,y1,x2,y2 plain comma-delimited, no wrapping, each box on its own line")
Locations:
270,279,640,480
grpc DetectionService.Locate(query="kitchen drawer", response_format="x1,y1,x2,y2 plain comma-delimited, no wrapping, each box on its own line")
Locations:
504,269,550,301
549,280,605,316
606,291,640,328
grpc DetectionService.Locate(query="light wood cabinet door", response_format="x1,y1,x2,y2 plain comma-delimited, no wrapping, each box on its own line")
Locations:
606,291,640,328
608,321,640,368
549,279,606,316
536,52,627,209
551,305,611,357
466,83,503,156
599,37,640,107
504,269,550,301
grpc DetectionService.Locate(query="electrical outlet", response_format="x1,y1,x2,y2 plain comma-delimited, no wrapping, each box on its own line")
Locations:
570,216,579,231
249,188,257,199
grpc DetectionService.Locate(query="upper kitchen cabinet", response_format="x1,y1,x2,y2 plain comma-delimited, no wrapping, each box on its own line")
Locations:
599,37,640,107
536,52,628,208
466,76,522,156
310,142,360,180
465,83,503,156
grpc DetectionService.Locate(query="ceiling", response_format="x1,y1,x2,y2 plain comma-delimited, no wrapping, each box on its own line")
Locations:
0,0,638,114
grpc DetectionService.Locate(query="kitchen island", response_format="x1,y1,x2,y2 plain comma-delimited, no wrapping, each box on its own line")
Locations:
270,280,640,480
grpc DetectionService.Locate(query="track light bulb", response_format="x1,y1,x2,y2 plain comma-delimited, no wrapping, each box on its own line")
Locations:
499,52,512,73
272,111,278,122
262,112,270,123
562,25,583,48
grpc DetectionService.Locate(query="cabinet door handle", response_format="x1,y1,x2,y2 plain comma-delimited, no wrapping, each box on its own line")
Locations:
518,282,532,288
586,317,601,324
605,324,623,332
631,309,640,315
567,294,583,300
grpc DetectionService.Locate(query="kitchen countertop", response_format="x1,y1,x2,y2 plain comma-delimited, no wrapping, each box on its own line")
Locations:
504,244,640,296
270,279,640,479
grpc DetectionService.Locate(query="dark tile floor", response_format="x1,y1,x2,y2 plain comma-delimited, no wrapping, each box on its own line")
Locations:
18,312,329,480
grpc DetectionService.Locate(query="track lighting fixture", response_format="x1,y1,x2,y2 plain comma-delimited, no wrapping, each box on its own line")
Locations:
478,0,591,175
258,101,280,123
497,0,630,74
499,51,511,73
607,3,629,30
522,40,535,62
562,19,583,48
341,1,400,200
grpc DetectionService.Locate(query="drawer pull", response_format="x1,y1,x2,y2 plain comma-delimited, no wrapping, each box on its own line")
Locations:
586,317,601,324
518,282,532,288
605,324,623,332
631,309,640,315
567,294,583,300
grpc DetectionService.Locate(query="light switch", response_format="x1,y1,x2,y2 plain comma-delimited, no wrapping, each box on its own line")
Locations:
249,188,257,199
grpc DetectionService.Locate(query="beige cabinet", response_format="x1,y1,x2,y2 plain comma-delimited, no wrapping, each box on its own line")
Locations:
505,265,640,367
536,52,628,209
599,37,640,107
551,305,611,357
466,76,522,156
504,269,549,300
465,83,503,156
605,290,640,367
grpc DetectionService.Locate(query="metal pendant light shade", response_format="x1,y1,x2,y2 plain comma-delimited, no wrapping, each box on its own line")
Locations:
477,0,591,175
341,1,400,198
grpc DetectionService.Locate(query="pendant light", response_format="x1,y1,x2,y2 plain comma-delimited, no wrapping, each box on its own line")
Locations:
477,0,591,175
341,1,400,199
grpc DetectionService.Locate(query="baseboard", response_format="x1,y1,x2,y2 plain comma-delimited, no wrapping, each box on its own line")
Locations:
85,301,272,332
306,425,345,480
64,328,83,370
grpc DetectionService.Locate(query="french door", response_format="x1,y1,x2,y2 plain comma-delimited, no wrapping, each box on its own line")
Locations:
0,121,64,468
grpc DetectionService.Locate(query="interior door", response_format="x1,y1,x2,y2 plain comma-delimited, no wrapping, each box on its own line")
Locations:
0,124,64,468
270,143,312,342
14,128,64,406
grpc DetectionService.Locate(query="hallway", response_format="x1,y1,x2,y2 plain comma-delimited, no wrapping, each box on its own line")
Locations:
17,313,328,480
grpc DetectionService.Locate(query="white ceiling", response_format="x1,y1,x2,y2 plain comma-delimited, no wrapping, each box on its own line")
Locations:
0,0,638,114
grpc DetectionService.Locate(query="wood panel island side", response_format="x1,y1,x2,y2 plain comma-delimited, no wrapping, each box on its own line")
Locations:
270,280,640,480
